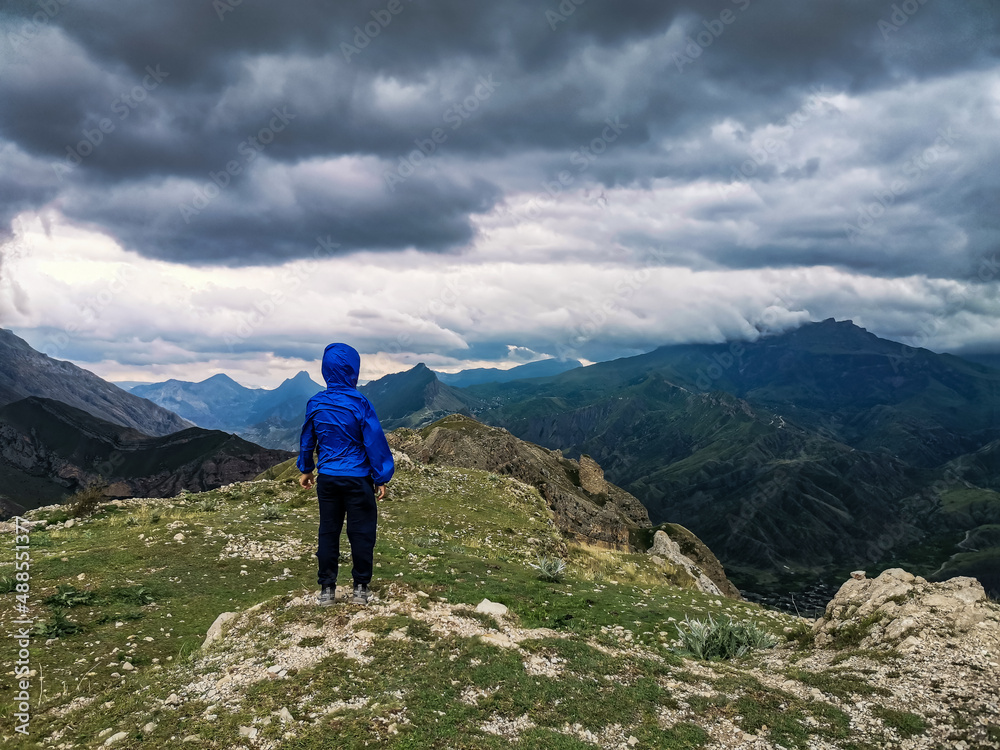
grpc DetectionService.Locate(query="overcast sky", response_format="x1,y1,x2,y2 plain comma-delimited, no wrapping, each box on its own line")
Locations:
0,0,997,387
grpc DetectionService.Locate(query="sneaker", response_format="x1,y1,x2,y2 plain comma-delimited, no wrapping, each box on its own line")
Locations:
352,583,370,605
317,585,336,606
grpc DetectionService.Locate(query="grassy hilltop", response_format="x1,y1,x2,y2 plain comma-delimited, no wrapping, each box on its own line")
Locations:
2,456,995,749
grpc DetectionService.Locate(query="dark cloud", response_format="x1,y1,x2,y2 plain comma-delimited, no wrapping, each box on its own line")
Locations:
0,0,996,275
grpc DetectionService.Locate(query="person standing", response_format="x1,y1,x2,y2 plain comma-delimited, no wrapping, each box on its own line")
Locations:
298,343,394,606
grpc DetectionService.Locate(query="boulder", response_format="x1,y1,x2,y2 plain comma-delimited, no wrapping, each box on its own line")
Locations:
476,599,509,617
812,568,999,649
647,530,722,597
202,611,239,649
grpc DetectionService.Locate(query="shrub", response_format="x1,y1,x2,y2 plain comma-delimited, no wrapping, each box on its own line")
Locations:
529,555,568,583
34,610,82,638
0,576,16,594
44,585,95,608
198,498,219,512
261,504,283,520
70,481,109,518
107,585,155,606
830,612,885,650
675,614,779,661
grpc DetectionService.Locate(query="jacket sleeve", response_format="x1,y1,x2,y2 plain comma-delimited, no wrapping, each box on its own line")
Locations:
296,405,317,474
361,402,395,485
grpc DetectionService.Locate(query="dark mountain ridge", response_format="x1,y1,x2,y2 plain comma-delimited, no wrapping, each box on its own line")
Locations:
359,363,483,430
435,357,582,387
0,396,292,518
0,328,191,436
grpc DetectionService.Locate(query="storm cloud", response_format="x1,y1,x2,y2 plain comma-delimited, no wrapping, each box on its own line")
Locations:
0,0,997,381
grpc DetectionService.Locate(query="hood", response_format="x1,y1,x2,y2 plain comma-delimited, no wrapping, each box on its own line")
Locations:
321,343,361,389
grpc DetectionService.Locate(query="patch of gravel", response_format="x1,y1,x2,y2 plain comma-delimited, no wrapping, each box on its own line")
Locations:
218,534,310,562
480,712,537,738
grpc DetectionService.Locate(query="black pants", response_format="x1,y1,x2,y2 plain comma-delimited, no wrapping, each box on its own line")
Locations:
315,474,377,587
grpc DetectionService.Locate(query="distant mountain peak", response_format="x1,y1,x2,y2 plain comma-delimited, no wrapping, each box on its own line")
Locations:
814,317,861,330
202,373,241,385
435,358,583,388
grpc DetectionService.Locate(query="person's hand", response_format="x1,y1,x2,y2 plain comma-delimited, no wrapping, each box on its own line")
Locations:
375,484,386,501
299,472,314,490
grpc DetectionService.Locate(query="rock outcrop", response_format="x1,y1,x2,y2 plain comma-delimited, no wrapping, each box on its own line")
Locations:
647,529,723,597
388,414,650,551
813,568,1000,652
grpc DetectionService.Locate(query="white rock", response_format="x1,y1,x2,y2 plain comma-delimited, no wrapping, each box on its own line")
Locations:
173,533,185,541
480,633,517,648
164,693,182,706
103,731,127,746
238,726,258,739
476,599,508,617
121,662,134,671
202,612,238,649
899,635,923,653
142,722,157,733
277,707,294,723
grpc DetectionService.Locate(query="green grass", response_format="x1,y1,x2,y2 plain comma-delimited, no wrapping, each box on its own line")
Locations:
0,461,929,749
684,674,852,750
872,706,927,738
785,668,890,699
827,612,886,649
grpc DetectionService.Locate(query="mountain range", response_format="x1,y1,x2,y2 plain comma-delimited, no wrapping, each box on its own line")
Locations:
118,358,581,449
0,329,294,516
456,319,1000,596
435,357,582,387
3,320,998,597
125,371,322,450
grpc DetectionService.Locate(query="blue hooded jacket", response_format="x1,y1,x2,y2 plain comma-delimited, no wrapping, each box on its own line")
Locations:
297,343,394,485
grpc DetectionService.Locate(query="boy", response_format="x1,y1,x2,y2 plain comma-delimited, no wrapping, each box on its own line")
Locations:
298,343,394,605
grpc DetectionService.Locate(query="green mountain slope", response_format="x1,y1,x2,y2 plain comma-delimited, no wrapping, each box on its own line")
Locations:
469,319,1000,468
459,320,1000,596
480,372,920,592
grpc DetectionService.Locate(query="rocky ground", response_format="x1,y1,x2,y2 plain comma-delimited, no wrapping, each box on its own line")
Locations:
2,460,999,748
